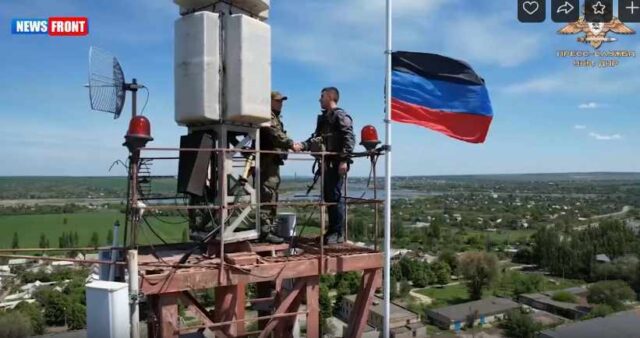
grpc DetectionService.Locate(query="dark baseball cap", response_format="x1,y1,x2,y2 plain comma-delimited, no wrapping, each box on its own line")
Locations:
271,91,288,101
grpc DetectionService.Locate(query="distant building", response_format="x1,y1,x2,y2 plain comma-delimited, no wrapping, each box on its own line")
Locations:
8,258,31,267
518,287,591,320
539,309,640,338
425,297,521,331
595,254,611,263
407,222,430,229
0,299,36,310
340,295,426,337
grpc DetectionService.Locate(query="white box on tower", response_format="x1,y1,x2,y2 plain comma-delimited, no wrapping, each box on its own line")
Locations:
174,11,221,125
223,14,271,124
174,0,270,20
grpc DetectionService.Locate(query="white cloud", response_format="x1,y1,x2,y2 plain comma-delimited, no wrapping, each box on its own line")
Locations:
503,78,564,94
579,102,599,109
589,132,622,140
273,1,540,81
574,125,587,129
502,57,640,95
442,15,541,68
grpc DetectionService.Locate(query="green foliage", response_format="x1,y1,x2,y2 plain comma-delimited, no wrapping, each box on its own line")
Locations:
334,272,360,295
34,288,68,326
551,291,577,303
587,280,636,310
532,220,639,280
438,250,458,272
458,251,499,300
392,215,405,238
432,261,451,285
390,278,399,300
199,289,215,307
319,284,332,329
512,273,544,296
20,267,89,284
0,311,32,338
58,231,79,248
38,233,49,249
584,304,614,319
13,302,45,335
513,246,534,264
181,229,188,242
67,303,86,330
11,232,19,249
88,231,99,248
348,218,367,241
106,228,114,245
501,309,542,338
399,280,412,298
593,255,639,283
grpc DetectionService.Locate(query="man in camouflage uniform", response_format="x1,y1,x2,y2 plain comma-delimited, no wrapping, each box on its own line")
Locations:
259,91,295,243
295,87,355,244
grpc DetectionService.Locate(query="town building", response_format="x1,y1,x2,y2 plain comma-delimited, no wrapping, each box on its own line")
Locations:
518,287,591,320
425,297,520,330
340,295,426,337
539,309,640,338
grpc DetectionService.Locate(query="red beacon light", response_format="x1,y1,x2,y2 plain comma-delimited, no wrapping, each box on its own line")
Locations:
124,115,153,150
360,125,380,151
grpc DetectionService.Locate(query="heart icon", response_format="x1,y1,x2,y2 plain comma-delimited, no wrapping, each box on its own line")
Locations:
523,1,540,15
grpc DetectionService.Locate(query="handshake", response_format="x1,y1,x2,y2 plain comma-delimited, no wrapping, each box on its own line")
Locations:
291,142,304,152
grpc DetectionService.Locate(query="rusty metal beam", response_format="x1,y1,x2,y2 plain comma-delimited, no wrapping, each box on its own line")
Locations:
154,292,180,338
258,278,306,338
140,252,382,295
213,283,246,337
345,269,382,338
305,276,320,338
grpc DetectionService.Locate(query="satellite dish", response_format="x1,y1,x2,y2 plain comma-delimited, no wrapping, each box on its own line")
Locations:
87,46,145,119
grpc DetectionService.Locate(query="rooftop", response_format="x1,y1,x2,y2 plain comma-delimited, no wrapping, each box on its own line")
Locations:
540,309,640,338
427,297,520,322
519,288,590,312
344,295,418,322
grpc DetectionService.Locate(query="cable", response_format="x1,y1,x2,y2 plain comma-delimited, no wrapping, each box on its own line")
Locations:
141,216,169,245
359,154,380,199
108,159,129,172
140,86,150,115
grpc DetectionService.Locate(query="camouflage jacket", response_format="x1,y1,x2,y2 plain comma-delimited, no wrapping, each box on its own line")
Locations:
260,110,294,165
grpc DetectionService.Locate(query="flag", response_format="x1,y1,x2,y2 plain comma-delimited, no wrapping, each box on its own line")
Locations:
391,51,493,143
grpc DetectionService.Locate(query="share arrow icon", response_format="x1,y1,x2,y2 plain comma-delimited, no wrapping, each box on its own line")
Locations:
557,1,575,14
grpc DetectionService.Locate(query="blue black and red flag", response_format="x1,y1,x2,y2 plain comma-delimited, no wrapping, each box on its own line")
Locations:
391,51,493,143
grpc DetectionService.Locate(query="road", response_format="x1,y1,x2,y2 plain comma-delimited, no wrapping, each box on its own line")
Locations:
409,288,433,304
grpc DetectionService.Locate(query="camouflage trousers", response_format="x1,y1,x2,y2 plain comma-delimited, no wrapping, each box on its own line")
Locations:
260,163,281,234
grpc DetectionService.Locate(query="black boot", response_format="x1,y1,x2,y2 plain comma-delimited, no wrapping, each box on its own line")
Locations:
323,232,344,245
261,232,284,244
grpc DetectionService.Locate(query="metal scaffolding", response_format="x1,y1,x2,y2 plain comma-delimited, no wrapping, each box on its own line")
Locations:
122,144,386,338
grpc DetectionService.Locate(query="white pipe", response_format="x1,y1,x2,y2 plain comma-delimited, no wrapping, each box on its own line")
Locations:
383,0,393,337
109,221,119,281
128,249,140,338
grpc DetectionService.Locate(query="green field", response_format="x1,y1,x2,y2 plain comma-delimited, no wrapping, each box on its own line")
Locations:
0,210,187,249
465,229,536,243
418,283,471,306
0,209,328,249
418,276,585,308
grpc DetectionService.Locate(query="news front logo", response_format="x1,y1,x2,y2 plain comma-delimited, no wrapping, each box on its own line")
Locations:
11,17,88,36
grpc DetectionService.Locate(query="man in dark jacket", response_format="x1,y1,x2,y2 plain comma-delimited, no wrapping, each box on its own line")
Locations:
259,91,295,243
295,87,355,244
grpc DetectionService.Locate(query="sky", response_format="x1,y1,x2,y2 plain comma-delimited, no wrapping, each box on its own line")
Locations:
0,0,639,177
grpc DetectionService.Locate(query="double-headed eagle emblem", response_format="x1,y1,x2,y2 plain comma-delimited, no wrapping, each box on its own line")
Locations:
558,17,635,49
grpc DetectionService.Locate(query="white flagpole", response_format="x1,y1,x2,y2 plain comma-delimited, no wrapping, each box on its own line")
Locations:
383,0,393,337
